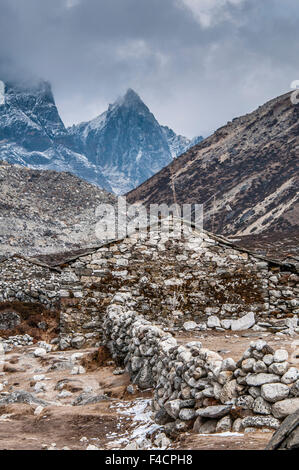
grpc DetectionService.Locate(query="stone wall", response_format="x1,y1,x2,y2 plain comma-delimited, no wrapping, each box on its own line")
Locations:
0,225,298,347
0,256,60,309
104,294,299,434
59,227,298,346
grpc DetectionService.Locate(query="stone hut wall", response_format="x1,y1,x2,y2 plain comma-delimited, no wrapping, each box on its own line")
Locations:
0,228,298,347
0,256,61,339
104,294,299,434
59,229,298,346
0,256,61,309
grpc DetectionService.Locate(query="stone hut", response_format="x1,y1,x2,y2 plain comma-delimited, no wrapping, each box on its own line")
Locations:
0,218,297,347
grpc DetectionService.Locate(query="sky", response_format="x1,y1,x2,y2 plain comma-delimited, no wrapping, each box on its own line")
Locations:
0,0,299,138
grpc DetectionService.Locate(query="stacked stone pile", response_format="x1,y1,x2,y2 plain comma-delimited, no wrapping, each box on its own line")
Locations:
104,302,171,389
104,294,299,435
1,334,34,352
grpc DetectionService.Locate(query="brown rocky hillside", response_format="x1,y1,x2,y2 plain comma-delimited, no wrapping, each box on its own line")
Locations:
127,92,299,259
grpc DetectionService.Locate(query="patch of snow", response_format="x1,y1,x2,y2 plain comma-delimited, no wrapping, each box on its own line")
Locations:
108,399,163,450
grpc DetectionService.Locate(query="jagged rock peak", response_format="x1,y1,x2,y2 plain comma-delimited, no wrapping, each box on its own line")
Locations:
3,79,54,100
122,88,143,104
110,88,150,114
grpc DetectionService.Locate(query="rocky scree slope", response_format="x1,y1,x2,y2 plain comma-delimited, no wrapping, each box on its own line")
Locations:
0,161,116,257
127,92,299,257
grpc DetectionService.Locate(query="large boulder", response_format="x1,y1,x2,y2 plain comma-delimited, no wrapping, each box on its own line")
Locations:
230,312,255,331
266,410,299,450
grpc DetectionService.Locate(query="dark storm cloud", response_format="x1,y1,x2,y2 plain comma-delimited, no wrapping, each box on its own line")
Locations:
0,0,298,137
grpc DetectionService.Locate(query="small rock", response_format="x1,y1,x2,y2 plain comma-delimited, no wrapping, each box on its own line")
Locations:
246,373,280,387
248,386,261,399
281,368,299,385
207,316,221,329
126,384,137,395
58,390,72,399
221,320,232,330
194,419,217,434
254,340,267,351
174,419,193,432
86,444,100,451
261,383,290,403
164,400,181,419
196,405,231,419
232,418,243,432
242,416,280,430
124,442,140,450
34,382,47,393
71,366,86,375
219,379,239,404
269,362,289,376
236,395,254,410
290,380,299,397
155,408,174,425
216,416,232,433
71,336,86,349
273,349,288,363
231,313,255,331
183,321,198,331
242,358,256,372
154,432,171,448
263,354,274,366
72,393,108,406
34,348,47,358
253,361,267,373
271,398,299,419
253,397,272,415
34,406,44,416
179,408,195,421
113,368,125,376
221,358,236,371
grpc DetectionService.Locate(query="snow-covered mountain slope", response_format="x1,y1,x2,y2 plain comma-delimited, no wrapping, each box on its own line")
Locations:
69,89,203,194
0,80,111,190
161,126,203,159
71,90,172,194
0,81,202,195
0,80,68,150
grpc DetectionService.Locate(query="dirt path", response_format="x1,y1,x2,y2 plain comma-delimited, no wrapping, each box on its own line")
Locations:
0,330,297,450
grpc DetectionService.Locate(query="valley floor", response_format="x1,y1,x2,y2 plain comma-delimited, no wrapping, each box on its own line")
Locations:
0,329,298,451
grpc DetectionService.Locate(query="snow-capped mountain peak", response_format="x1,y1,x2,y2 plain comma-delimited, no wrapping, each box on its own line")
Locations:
119,88,143,106
0,82,203,195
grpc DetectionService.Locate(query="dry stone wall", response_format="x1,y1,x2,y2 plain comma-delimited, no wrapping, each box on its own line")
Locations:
0,256,60,309
58,227,298,346
104,294,299,434
0,226,298,347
